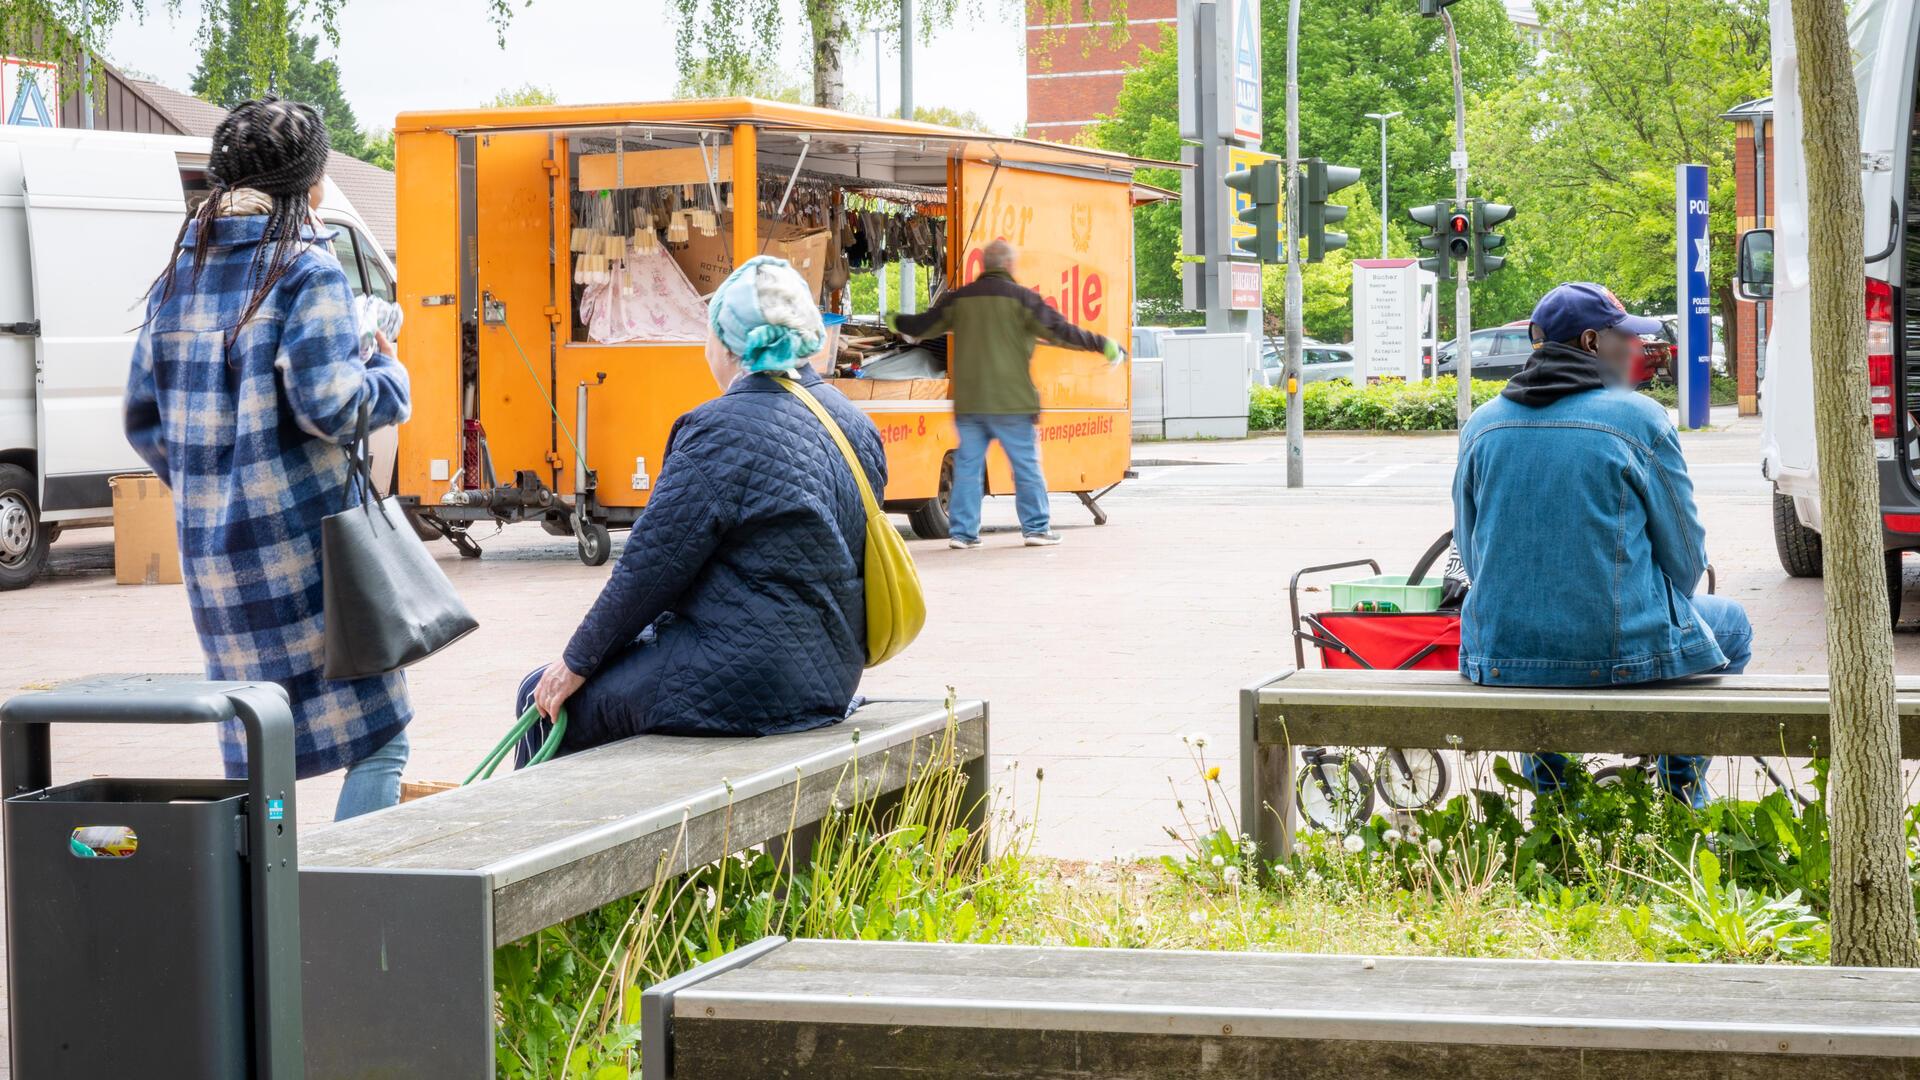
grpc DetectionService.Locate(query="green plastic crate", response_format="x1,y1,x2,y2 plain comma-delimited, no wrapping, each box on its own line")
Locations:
1329,574,1445,613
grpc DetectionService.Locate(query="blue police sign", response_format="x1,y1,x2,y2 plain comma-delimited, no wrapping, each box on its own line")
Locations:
1675,164,1711,430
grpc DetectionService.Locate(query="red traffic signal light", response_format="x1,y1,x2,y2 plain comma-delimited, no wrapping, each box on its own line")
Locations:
1447,211,1472,259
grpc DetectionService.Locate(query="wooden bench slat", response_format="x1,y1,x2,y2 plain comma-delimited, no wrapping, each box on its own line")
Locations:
300,699,982,875
676,941,1920,1039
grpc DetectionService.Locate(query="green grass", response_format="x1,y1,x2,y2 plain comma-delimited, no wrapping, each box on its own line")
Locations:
493,720,1920,1077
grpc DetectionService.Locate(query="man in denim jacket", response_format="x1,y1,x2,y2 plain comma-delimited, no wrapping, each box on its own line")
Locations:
1453,283,1752,806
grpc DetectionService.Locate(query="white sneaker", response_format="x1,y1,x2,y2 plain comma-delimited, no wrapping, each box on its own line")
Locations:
1023,532,1063,547
949,537,982,550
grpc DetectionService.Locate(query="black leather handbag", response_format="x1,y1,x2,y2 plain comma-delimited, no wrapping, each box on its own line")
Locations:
322,405,478,679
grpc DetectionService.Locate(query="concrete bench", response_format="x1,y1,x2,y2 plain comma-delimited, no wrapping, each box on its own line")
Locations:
641,937,1920,1079
297,698,987,1078
1241,669,1920,859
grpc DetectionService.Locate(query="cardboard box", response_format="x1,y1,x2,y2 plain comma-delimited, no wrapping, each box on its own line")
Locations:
670,216,831,300
864,380,915,401
110,473,182,586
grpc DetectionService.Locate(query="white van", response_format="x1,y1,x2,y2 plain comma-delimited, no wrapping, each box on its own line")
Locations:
0,126,397,590
1743,0,1919,618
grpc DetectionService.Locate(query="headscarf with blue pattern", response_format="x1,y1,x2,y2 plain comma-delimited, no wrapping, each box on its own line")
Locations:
708,255,825,374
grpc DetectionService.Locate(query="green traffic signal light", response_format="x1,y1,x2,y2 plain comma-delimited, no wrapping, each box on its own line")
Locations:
1472,198,1515,280
1301,158,1362,263
1408,200,1455,284
1225,161,1282,263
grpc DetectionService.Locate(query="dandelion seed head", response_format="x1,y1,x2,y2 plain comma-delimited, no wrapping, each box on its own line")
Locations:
1188,909,1205,925
1383,828,1402,844
1275,864,1294,877
1223,866,1243,887
1342,834,1365,854
1211,855,1226,868
1427,838,1443,856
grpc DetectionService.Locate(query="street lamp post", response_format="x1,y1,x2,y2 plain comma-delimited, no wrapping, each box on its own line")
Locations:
1363,110,1401,259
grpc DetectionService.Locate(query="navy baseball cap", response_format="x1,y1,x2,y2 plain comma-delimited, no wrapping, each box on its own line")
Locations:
1528,283,1663,344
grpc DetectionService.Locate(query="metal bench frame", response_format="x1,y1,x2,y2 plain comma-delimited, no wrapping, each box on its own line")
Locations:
1241,669,1920,860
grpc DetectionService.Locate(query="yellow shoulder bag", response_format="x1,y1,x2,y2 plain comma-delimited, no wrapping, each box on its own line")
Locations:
777,377,926,666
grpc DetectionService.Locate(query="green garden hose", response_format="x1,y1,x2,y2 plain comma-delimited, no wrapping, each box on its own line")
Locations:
466,705,569,784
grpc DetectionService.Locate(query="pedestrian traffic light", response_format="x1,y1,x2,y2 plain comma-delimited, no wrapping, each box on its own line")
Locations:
1225,161,1281,263
1471,198,1514,280
1300,157,1362,263
1408,199,1455,284
1418,0,1460,14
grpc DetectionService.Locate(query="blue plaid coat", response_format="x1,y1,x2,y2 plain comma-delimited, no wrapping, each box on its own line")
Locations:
125,217,413,779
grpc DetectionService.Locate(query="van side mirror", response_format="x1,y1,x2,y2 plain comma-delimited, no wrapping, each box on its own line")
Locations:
1736,229,1773,301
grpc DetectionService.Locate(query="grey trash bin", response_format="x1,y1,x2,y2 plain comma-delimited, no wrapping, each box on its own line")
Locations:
1,679,303,1079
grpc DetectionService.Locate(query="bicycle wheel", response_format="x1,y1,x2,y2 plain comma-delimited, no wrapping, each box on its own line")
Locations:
1295,752,1376,833
1374,747,1450,810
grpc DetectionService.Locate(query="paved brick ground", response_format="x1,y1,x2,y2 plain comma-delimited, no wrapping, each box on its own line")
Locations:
5,418,1917,1065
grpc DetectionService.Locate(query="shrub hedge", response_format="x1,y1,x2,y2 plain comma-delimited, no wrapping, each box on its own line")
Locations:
1248,375,1740,432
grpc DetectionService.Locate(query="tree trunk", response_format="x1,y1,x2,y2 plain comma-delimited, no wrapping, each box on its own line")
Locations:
808,0,849,110
1793,0,1920,967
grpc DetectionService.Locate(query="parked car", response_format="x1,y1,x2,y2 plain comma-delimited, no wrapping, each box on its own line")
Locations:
1427,320,1671,385
1258,341,1355,387
1130,325,1208,360
1657,314,1729,376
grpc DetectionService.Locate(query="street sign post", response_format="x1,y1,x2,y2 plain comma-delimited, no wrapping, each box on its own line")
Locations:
1676,163,1711,430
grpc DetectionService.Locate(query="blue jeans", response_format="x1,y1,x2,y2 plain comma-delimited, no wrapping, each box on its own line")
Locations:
950,414,1049,541
1521,594,1753,808
334,727,410,821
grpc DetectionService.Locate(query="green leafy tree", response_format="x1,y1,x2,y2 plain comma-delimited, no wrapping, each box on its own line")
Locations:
3,0,525,107
1467,0,1769,322
1087,1,1525,324
669,0,1094,112
912,104,989,132
191,3,370,159
675,60,809,102
485,82,558,107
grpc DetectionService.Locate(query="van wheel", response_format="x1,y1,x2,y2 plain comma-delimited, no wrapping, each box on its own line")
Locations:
1888,550,1904,626
1774,493,1823,578
0,464,49,591
908,454,955,540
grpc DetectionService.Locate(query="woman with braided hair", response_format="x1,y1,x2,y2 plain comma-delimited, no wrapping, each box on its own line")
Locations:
125,98,416,820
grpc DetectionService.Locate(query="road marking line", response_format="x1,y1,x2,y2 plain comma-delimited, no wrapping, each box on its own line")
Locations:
1353,462,1415,486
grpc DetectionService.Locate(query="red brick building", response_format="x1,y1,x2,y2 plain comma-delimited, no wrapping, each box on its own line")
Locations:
1025,0,1177,143
1723,96,1773,417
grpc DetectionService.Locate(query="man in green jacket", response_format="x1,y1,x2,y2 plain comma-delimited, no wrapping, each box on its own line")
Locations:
889,239,1123,548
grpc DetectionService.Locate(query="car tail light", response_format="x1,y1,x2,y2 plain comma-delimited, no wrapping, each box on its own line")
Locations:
1868,278,1896,439
1885,513,1920,534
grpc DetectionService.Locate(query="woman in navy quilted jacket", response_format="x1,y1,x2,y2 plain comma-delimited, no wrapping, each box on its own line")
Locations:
515,256,886,757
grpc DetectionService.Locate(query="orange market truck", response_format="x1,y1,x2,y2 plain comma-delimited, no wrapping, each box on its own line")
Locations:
388,98,1172,564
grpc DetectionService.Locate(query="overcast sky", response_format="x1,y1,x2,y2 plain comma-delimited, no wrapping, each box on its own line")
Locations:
99,0,1029,135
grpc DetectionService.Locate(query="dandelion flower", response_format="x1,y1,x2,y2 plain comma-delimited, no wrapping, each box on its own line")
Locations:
1427,838,1443,856
1206,765,1221,781
1383,828,1402,844
1188,909,1206,926
1223,866,1243,887
1211,855,1226,868
1342,834,1365,854
1133,915,1151,931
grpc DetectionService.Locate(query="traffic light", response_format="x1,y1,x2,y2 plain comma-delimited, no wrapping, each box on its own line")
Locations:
1299,157,1362,263
1418,0,1459,14
1225,161,1281,263
1409,199,1455,283
1471,198,1515,279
